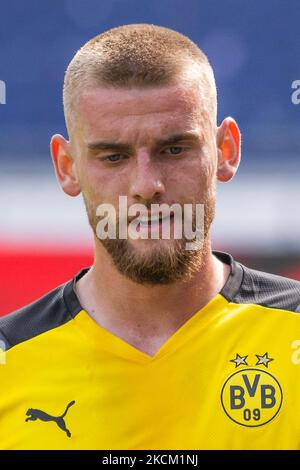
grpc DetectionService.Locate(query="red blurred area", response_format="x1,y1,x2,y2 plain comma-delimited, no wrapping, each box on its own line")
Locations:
1,245,300,317
0,245,93,316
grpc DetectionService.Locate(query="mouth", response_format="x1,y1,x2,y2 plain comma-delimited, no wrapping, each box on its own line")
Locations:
128,212,175,233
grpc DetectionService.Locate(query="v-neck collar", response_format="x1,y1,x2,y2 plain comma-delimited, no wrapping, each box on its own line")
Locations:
63,250,244,364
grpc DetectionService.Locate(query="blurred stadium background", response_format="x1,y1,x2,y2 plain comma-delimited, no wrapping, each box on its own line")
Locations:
1,0,300,315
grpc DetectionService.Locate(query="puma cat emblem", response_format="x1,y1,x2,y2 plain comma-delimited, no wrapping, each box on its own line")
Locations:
25,400,75,437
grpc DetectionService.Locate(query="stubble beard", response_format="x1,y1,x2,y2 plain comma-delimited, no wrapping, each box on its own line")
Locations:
82,191,216,286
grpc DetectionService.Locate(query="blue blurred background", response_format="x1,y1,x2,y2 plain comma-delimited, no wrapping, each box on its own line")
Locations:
1,0,300,314
1,0,300,162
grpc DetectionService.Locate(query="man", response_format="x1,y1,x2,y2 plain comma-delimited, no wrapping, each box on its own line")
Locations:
0,23,300,450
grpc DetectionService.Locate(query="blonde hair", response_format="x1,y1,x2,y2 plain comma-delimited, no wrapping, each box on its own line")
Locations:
63,23,217,134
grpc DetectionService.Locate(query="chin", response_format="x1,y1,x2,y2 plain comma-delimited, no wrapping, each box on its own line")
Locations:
128,236,178,251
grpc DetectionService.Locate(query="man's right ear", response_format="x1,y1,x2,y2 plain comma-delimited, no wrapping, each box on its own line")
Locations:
50,134,81,197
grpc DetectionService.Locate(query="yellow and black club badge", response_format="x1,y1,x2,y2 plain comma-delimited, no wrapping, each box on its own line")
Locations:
221,353,283,427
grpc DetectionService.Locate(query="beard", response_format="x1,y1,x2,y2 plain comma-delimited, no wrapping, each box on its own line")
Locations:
82,189,216,286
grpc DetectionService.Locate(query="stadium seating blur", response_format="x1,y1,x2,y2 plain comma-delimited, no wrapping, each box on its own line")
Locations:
1,0,300,315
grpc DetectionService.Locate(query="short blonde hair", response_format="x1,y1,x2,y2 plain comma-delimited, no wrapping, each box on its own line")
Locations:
63,23,217,134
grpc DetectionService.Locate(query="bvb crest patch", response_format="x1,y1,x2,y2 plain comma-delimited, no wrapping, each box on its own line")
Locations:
221,353,283,427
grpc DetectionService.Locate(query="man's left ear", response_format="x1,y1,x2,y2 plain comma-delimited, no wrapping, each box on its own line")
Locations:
216,117,241,182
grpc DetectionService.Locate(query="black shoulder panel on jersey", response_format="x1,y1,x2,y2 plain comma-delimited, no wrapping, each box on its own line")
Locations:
218,251,300,313
0,267,89,352
0,284,71,352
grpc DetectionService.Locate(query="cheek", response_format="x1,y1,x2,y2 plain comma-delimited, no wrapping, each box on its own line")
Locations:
168,159,215,199
78,162,126,202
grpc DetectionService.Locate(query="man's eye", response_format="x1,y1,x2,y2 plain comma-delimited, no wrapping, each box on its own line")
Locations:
164,146,186,155
103,154,123,162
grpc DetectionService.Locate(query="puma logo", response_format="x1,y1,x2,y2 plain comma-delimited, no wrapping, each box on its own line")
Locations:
25,400,75,437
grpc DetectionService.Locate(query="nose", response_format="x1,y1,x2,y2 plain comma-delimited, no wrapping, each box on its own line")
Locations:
129,150,165,202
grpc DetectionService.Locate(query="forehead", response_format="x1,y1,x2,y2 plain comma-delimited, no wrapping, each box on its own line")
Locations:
76,83,206,141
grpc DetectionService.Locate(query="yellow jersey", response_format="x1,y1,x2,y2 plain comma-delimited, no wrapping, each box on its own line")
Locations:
0,250,300,450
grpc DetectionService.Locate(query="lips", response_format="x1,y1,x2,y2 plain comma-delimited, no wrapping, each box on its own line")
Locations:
128,212,174,226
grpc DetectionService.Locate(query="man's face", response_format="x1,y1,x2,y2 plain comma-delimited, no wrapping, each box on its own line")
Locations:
71,81,218,285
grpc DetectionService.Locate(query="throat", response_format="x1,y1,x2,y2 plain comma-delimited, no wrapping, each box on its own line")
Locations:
74,248,229,358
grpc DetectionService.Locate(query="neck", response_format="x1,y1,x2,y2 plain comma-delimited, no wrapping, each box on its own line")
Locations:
75,239,231,356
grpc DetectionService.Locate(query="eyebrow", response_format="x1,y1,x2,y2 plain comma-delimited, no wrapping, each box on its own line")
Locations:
87,131,202,152
156,132,203,148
